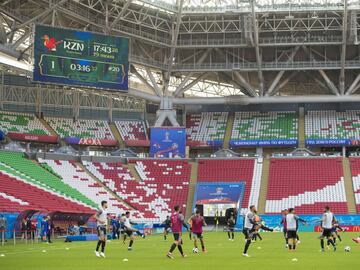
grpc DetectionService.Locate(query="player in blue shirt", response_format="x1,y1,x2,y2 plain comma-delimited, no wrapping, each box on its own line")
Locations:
111,216,119,240
40,217,47,242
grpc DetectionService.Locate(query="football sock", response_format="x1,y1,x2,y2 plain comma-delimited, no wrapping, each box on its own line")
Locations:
178,245,184,255
101,241,105,252
96,240,101,251
244,240,251,254
169,243,176,253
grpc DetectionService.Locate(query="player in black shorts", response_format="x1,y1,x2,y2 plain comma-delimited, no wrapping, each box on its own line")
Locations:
94,201,108,258
163,216,171,240
319,206,336,252
227,213,236,241
123,211,145,251
327,217,345,248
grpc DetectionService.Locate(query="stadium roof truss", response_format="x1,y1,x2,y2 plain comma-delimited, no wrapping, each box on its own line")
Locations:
0,0,360,105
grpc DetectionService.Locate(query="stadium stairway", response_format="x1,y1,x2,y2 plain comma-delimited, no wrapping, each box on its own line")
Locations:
223,112,234,149
185,161,198,220
124,163,142,182
342,158,357,214
109,123,125,148
38,117,57,137
257,157,269,214
77,162,136,210
298,109,305,148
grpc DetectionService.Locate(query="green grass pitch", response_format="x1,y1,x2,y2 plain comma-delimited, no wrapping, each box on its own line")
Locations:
0,232,359,270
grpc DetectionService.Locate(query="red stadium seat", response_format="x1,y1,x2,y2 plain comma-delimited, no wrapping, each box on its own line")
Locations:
265,158,348,214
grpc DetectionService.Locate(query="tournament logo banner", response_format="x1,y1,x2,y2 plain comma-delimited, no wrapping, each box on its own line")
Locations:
194,183,245,205
149,127,186,158
33,24,129,91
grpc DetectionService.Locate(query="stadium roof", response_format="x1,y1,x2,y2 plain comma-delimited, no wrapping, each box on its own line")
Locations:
0,0,360,102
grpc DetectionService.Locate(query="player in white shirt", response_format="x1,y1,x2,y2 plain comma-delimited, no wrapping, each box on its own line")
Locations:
242,205,257,257
285,208,306,251
94,201,108,258
319,206,336,252
123,211,145,250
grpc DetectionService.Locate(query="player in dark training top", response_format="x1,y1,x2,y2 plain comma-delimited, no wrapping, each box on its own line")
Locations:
162,216,171,240
167,205,188,259
227,213,236,241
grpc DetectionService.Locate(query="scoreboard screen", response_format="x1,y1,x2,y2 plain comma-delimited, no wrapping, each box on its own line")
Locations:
33,25,129,91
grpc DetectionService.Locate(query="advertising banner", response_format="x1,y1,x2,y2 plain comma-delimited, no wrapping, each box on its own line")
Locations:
7,132,59,143
187,140,223,148
195,183,244,205
237,215,360,232
306,138,360,146
230,139,298,147
64,137,118,146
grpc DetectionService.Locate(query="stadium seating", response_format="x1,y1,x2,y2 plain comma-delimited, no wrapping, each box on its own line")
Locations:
38,159,133,215
348,157,360,213
186,112,228,143
197,159,263,212
265,158,348,214
84,160,191,221
306,110,360,139
115,120,149,146
0,151,97,209
231,111,298,141
45,117,114,139
0,111,50,135
0,170,93,213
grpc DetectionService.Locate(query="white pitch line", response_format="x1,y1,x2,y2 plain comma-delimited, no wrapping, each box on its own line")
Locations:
2,243,91,255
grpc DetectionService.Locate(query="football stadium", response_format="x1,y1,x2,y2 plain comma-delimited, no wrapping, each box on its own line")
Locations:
1,0,360,269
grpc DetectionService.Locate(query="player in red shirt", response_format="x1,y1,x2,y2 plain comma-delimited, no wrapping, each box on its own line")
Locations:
188,210,207,253
167,205,188,259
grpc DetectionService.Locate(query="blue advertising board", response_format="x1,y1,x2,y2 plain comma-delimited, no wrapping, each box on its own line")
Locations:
305,138,360,147
230,139,298,147
33,25,129,91
149,127,186,158
236,214,360,232
193,182,245,228
194,183,244,205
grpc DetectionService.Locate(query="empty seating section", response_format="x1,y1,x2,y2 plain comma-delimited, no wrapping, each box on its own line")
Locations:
348,158,360,213
0,171,93,213
197,159,262,212
265,158,348,214
115,120,148,141
306,110,360,139
231,111,298,141
38,159,132,214
84,160,191,221
0,111,50,135
186,112,228,142
0,151,97,209
45,117,114,139
83,161,144,220
134,160,191,219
